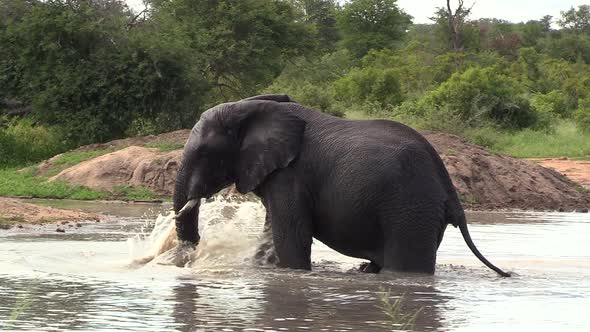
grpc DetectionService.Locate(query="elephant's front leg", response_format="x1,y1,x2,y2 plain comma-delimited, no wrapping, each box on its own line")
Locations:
264,194,313,270
271,207,313,270
254,210,278,265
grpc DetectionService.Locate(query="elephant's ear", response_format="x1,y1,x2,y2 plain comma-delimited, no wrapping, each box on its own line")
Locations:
230,101,305,193
241,94,297,103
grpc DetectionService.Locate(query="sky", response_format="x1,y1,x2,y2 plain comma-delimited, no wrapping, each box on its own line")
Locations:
396,0,589,24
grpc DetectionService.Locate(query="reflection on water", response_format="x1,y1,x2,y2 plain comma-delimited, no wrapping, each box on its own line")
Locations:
0,198,589,331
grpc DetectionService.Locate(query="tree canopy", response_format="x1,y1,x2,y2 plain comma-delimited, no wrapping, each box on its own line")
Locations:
2,0,590,154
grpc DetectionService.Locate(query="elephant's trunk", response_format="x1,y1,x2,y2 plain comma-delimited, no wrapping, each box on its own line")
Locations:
173,164,201,246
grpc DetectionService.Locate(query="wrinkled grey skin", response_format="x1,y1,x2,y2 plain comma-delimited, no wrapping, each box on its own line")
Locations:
173,94,510,276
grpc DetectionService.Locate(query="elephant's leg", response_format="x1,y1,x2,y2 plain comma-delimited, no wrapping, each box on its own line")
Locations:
270,206,313,270
382,212,444,274
254,210,278,265
260,175,313,270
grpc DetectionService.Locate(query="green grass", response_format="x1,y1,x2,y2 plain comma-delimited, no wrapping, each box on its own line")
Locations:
46,148,119,176
466,121,590,159
0,168,160,201
7,295,33,327
6,278,37,329
0,168,107,200
112,185,158,201
377,290,422,330
145,142,184,151
348,109,590,159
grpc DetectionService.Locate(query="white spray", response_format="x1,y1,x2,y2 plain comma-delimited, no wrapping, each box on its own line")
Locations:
127,196,268,272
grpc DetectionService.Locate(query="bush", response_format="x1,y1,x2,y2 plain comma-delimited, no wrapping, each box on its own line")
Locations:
0,119,67,168
334,67,403,107
422,67,537,129
264,50,357,117
575,97,590,132
530,90,569,117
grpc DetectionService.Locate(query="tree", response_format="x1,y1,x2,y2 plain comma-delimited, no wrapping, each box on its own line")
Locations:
558,5,590,34
150,0,315,99
292,0,340,53
337,0,412,57
444,0,475,51
0,0,205,144
430,0,476,52
519,19,548,47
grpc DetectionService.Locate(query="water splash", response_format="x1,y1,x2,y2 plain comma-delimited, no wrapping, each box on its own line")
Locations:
127,196,268,271
127,212,178,266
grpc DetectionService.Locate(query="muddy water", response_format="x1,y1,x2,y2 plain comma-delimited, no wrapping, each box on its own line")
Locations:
0,199,589,331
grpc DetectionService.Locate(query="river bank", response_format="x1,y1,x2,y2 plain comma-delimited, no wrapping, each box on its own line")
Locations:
0,197,101,230
1,129,588,229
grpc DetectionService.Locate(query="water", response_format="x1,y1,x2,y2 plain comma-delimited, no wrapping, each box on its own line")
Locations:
1,198,589,331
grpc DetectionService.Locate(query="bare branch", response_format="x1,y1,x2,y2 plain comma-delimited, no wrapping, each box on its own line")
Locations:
127,8,147,29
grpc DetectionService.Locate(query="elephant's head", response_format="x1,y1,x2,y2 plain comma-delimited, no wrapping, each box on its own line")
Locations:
173,94,306,246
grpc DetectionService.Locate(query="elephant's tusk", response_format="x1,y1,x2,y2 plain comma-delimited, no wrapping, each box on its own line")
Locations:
175,198,199,220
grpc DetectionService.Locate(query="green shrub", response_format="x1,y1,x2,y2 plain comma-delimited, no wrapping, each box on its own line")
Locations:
334,67,403,107
393,100,428,117
264,50,356,117
530,90,569,117
575,97,590,132
422,67,537,129
0,119,67,168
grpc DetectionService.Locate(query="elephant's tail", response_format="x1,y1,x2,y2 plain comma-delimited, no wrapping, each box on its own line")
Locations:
457,217,511,277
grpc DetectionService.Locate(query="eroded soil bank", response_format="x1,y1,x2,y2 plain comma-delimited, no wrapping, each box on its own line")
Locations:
47,130,590,211
2,128,589,227
0,197,101,229
424,132,589,211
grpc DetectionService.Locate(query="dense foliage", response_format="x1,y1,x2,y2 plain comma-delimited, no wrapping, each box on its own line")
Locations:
2,0,590,166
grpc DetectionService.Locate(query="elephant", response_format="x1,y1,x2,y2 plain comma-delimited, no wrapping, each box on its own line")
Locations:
173,94,510,277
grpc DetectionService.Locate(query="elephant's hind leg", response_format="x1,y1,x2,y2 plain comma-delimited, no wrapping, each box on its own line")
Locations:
382,211,444,274
359,261,382,273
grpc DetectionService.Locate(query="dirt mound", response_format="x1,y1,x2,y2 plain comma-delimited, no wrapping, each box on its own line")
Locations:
71,129,190,153
0,197,101,228
45,129,589,211
51,146,182,196
423,132,590,210
35,129,190,177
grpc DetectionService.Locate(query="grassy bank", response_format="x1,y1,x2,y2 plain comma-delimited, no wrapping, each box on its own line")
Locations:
0,112,587,202
0,168,159,201
466,121,590,159
346,111,590,160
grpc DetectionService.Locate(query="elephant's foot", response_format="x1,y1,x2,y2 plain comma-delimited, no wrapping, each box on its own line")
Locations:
359,261,382,273
155,243,196,267
254,240,278,266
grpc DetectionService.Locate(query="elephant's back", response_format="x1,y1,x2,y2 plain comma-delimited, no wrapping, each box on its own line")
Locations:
303,116,456,204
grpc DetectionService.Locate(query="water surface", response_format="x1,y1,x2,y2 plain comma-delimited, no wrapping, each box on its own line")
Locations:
1,199,589,331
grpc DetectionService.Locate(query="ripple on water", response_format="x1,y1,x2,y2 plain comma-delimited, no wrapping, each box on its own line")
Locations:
0,198,589,331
